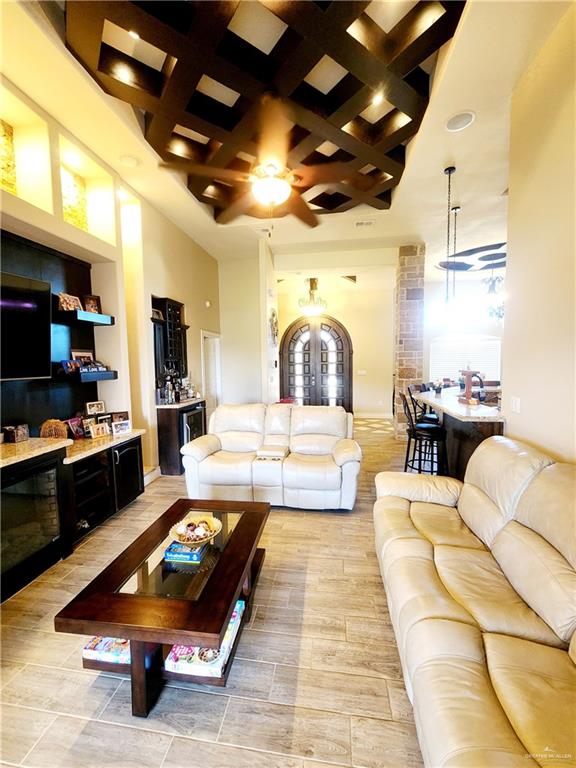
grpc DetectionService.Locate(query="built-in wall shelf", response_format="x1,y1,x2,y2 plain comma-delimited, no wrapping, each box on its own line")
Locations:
52,295,115,326
52,364,118,384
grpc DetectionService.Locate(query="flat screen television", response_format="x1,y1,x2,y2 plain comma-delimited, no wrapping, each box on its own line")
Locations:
1,272,52,380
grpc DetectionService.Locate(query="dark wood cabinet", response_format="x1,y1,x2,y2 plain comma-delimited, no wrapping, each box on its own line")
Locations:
69,436,144,541
157,401,206,475
151,297,188,378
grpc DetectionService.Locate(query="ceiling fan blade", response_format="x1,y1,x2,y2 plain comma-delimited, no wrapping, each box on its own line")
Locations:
257,95,291,169
292,162,374,192
215,192,255,225
159,162,250,184
285,191,319,228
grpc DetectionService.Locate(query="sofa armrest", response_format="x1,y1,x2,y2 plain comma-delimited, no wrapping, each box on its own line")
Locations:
375,471,463,506
180,434,221,461
333,438,362,467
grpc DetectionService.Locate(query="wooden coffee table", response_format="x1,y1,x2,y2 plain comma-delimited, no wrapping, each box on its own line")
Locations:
54,498,269,716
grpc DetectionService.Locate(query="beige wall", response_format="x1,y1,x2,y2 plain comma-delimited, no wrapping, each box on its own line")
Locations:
259,240,280,403
278,271,396,416
501,6,575,461
218,257,262,404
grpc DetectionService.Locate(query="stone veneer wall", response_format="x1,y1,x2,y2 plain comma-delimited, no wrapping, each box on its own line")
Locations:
394,244,425,436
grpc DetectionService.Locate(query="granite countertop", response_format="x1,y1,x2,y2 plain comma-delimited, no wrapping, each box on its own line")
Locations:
156,397,205,410
0,437,73,468
415,387,505,423
63,429,146,464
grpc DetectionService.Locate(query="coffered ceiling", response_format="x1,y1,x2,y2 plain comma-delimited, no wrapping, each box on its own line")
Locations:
64,0,464,223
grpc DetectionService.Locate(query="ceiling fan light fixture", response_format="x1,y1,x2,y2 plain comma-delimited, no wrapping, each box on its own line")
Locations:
252,175,292,206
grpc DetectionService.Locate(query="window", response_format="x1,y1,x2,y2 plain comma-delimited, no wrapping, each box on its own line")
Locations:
429,335,501,381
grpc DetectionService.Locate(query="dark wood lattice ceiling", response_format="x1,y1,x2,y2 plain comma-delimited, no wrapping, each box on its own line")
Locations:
65,1,465,222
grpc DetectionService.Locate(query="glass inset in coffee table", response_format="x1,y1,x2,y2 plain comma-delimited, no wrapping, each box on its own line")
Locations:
55,499,269,716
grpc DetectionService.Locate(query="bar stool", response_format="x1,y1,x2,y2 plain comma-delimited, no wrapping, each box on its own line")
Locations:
407,384,439,425
399,392,447,475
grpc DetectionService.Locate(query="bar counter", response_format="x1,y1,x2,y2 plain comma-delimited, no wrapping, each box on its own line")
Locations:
415,387,504,480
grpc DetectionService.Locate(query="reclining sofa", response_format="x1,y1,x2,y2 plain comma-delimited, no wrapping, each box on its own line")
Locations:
374,436,575,768
181,403,362,510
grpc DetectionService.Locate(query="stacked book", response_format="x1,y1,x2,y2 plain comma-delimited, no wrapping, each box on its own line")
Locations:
164,541,207,563
83,636,130,664
165,599,245,677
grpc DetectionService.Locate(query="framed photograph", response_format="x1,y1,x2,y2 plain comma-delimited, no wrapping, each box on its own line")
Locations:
58,292,83,311
85,400,106,416
151,308,164,321
89,422,110,438
112,420,131,436
111,411,129,423
65,417,84,440
61,359,80,374
71,349,94,364
83,295,102,314
97,414,112,429
82,417,96,436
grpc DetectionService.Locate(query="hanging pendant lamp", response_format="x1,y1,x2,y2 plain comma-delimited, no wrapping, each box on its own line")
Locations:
451,204,461,299
444,166,456,303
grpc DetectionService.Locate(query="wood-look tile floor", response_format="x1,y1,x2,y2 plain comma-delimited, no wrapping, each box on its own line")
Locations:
0,421,422,768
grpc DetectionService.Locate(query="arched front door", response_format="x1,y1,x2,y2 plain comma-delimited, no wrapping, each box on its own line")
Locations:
280,315,353,412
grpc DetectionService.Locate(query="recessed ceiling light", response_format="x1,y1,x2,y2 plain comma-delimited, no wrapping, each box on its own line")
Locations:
128,30,140,40
113,63,133,84
372,92,384,106
119,154,140,167
446,111,475,132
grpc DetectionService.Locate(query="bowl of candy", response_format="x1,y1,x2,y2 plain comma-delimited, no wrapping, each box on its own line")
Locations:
169,514,222,548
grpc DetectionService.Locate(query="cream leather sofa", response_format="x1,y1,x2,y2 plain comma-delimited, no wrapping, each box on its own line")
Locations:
374,436,576,768
181,403,362,510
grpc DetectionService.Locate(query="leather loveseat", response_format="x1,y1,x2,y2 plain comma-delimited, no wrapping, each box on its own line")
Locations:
181,403,362,510
374,436,576,768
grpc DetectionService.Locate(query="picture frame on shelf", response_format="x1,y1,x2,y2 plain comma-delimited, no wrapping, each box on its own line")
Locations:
71,349,94,365
83,295,102,314
89,422,109,438
97,414,112,430
58,293,83,311
111,420,131,436
82,417,96,436
112,411,129,423
85,400,106,416
65,417,85,440
61,359,80,374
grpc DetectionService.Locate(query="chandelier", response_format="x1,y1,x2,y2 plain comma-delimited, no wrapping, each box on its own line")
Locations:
298,278,327,316
483,274,505,320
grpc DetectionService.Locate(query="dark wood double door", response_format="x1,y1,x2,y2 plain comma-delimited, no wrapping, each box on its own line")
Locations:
280,315,353,412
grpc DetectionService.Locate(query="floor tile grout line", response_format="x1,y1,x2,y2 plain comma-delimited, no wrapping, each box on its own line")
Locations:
214,695,232,743
13,708,58,767
157,734,175,768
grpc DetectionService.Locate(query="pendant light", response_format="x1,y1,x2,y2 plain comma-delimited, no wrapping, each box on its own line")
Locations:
451,204,461,299
444,166,456,302
298,277,327,316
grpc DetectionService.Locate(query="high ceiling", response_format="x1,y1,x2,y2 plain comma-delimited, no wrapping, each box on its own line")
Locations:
64,1,464,226
0,1,571,275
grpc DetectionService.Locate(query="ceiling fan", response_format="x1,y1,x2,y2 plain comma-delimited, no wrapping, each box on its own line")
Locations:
159,94,375,228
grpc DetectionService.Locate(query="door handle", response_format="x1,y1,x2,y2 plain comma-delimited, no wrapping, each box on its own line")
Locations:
113,450,120,465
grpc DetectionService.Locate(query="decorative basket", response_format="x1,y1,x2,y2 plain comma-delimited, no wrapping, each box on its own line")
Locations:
40,419,68,438
169,514,222,548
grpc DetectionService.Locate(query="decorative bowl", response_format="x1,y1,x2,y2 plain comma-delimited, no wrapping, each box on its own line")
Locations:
169,514,222,548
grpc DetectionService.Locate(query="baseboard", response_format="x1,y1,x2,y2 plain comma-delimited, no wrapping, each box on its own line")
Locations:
355,411,394,419
143,466,161,486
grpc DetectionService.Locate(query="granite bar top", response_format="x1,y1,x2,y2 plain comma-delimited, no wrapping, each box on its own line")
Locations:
0,437,73,469
63,429,146,464
156,398,205,410
415,387,505,423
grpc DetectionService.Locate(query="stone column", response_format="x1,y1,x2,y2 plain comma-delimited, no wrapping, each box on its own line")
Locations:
394,245,425,437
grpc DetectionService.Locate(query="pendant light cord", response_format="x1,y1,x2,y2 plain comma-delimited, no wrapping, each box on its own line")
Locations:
445,171,452,302
452,206,459,299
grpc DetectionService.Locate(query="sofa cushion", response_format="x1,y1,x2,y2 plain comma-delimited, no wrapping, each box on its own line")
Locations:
290,405,347,454
514,463,576,569
434,546,565,648
283,453,341,490
376,471,463,507
412,654,540,768
410,502,485,550
373,497,420,556
492,521,576,643
458,436,553,545
197,451,255,486
211,404,266,452
485,633,576,768
264,403,292,447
